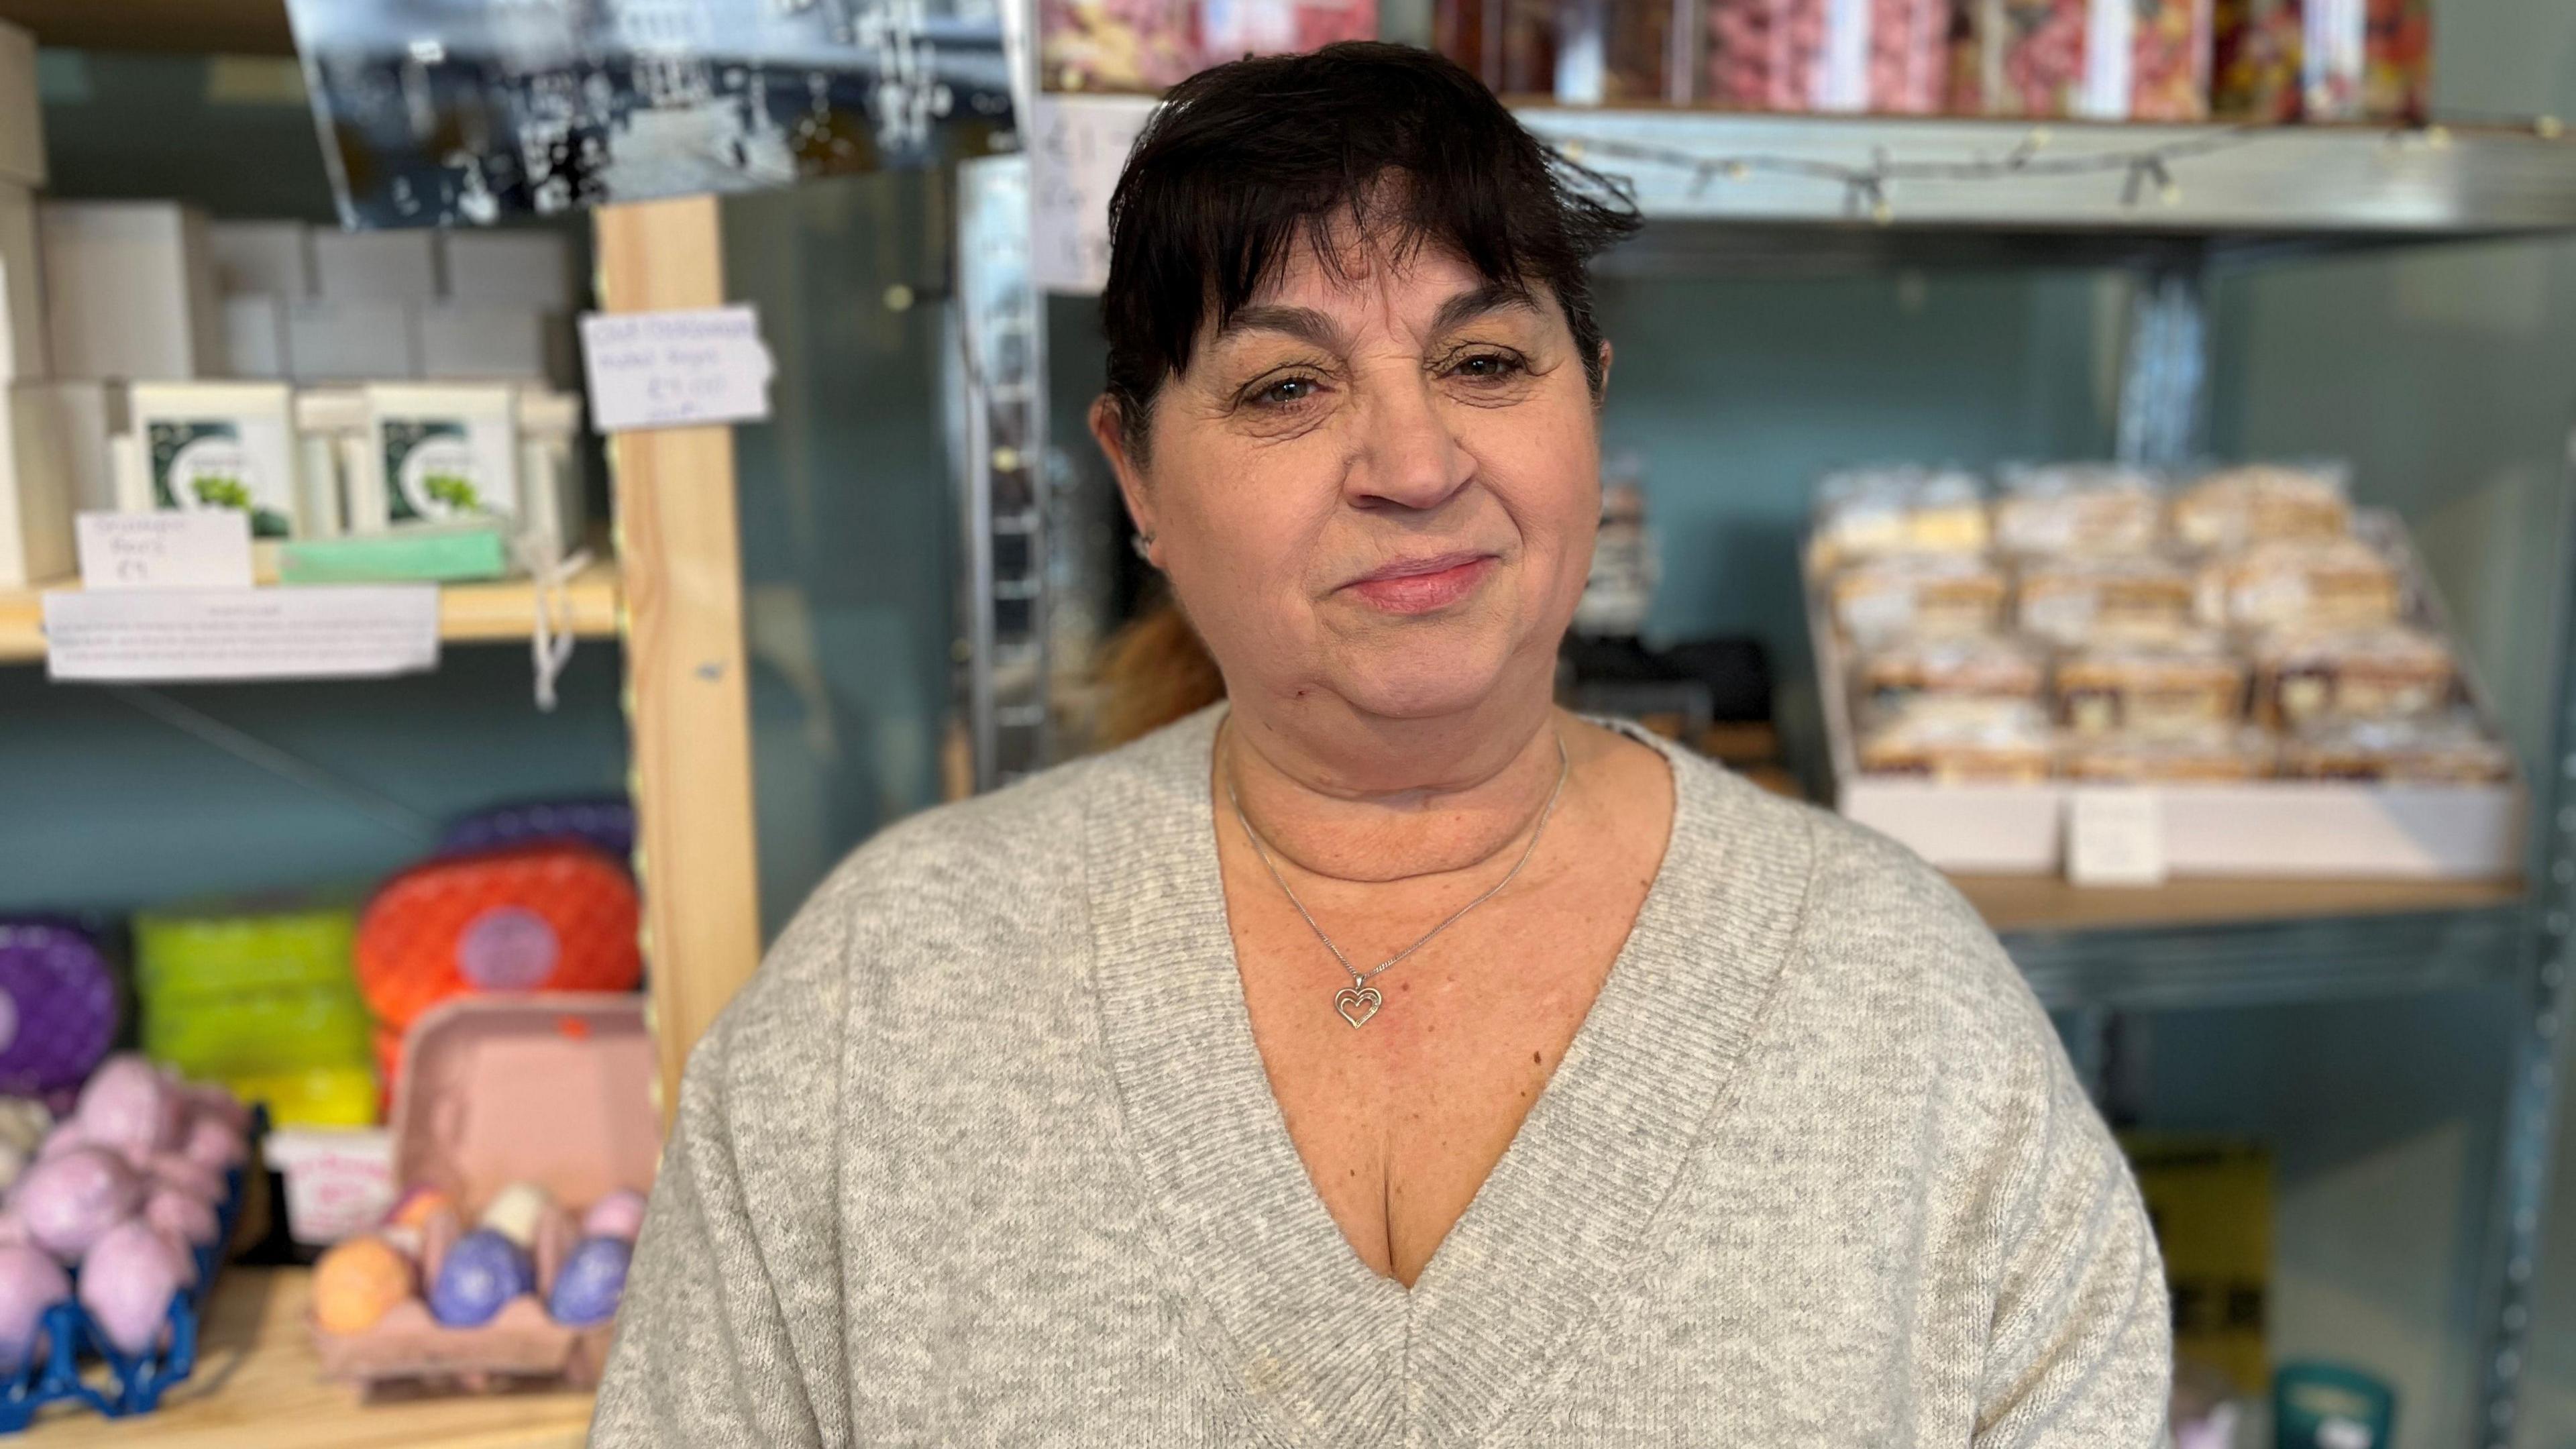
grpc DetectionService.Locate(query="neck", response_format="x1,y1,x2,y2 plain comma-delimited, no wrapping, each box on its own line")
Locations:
1219,678,1566,886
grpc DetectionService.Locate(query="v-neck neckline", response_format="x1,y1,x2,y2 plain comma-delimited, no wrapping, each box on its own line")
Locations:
1081,705,1815,1448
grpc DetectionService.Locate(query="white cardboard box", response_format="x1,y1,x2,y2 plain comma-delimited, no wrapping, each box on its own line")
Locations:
1815,510,2527,879
312,229,441,303
287,300,419,382
221,294,292,378
440,229,578,310
0,384,72,586
0,21,42,190
209,220,315,299
416,302,553,380
0,182,43,380
40,202,226,381
30,380,121,515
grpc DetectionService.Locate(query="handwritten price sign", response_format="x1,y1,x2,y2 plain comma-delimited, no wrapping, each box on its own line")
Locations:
578,307,776,433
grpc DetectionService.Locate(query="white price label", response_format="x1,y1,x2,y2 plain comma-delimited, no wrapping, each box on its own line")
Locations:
43,586,439,682
2065,788,2168,887
75,511,254,591
578,306,775,433
1031,95,1159,294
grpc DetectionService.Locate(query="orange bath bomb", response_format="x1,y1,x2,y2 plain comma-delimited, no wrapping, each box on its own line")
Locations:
312,1235,415,1334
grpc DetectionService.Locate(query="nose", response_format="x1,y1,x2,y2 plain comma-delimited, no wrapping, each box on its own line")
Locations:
1344,374,1474,513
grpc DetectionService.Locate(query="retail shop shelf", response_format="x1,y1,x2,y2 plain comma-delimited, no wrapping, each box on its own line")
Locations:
19,1267,594,1446
0,555,623,666
1514,109,2576,272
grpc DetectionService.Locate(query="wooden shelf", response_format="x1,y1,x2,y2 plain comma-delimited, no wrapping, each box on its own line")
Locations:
0,557,623,667
21,1269,592,1446
1956,872,2529,936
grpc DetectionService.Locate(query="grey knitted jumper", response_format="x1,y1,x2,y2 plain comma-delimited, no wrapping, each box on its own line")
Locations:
593,706,2169,1446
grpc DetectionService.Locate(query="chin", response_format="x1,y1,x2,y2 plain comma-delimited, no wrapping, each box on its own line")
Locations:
1326,633,1525,720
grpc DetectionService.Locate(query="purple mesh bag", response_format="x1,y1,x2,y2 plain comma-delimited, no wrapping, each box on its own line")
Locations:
0,922,118,1095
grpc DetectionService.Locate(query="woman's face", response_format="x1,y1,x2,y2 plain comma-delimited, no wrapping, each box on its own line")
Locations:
1098,228,1607,725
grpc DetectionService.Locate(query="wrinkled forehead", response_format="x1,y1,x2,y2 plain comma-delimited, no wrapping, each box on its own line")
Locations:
1200,207,1553,356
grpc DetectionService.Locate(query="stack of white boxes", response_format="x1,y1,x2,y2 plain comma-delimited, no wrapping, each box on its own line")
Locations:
0,26,586,589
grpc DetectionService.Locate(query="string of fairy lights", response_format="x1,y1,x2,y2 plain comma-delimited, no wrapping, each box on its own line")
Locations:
1541,113,2571,225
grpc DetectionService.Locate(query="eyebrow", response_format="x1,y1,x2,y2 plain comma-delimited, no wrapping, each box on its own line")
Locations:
1210,282,1543,354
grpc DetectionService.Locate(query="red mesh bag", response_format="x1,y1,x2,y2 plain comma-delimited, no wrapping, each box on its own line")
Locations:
355,845,642,1081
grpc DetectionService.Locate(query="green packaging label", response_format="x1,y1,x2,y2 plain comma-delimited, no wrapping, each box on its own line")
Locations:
382,417,515,524
148,419,294,539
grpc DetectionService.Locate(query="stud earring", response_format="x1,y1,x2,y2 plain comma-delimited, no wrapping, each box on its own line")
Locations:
1131,533,1155,561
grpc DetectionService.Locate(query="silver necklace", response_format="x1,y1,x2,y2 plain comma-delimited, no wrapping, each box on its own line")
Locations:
1224,728,1572,1029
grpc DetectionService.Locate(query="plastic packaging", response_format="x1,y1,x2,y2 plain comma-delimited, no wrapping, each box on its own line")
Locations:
1858,634,2047,708
2055,631,2247,737
1828,553,2008,644
2172,462,2351,553
2281,712,2511,784
1807,466,1988,574
2252,624,2456,726
2216,0,2428,121
2061,726,2275,782
132,896,374,1130
1703,0,1949,113
1856,697,2055,782
0,922,115,1097
2195,535,2402,631
1992,464,2163,556
2015,555,2196,646
1965,0,2214,120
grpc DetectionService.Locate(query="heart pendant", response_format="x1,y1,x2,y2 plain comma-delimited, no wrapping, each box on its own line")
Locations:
1332,985,1383,1029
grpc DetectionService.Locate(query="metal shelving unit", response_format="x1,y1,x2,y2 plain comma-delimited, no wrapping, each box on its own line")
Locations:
954,107,2576,1444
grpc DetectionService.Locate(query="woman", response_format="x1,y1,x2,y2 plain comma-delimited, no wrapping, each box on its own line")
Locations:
596,42,2167,1447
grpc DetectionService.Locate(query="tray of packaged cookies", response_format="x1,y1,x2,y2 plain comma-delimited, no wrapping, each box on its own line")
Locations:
1805,461,2524,877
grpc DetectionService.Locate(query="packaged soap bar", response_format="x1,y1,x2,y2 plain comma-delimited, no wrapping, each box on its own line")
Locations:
124,382,306,539
2016,555,2196,645
2194,535,2401,631
2251,623,2455,725
1704,0,1949,113
2215,0,2427,121
352,384,521,533
2054,631,2247,736
1828,552,2008,643
1964,0,2213,121
1808,466,1988,573
1857,697,2055,782
1994,464,2163,557
1858,633,2047,707
2171,462,2351,553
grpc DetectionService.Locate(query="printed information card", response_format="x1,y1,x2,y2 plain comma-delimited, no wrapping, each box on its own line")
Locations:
44,586,440,683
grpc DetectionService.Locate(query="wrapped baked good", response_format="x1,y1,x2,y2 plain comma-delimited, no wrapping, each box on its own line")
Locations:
2055,631,2247,736
2252,625,2457,726
1829,553,2008,643
1808,466,1987,574
2015,554,2196,645
1992,464,2163,557
1704,0,1949,113
2171,463,2352,553
2062,726,2275,782
2280,712,2512,784
2195,535,2402,631
1857,698,2054,782
1858,634,2046,708
1962,0,2213,120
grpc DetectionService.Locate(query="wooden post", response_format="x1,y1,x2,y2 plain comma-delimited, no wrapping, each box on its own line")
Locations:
592,196,763,1128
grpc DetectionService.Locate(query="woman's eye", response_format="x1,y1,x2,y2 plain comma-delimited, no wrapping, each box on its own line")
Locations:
1450,353,1525,382
1251,376,1318,407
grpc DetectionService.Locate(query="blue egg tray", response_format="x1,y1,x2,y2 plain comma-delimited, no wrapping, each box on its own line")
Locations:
0,1108,266,1433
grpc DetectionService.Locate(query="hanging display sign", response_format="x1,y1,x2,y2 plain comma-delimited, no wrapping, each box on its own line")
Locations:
281,0,1018,229
578,307,777,432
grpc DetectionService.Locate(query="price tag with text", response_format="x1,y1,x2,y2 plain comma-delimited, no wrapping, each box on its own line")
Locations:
2065,788,2169,888
578,306,775,433
76,511,254,591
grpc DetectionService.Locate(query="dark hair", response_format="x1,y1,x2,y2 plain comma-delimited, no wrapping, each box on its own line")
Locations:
1097,42,1642,463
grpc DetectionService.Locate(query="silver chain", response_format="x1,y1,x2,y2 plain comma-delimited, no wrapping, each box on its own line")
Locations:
1224,726,1572,1025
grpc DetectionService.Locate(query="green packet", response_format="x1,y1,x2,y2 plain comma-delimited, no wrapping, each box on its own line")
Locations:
280,522,511,584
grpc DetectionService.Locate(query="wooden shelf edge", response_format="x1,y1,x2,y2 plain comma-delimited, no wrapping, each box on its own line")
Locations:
1956,871,2530,936
0,558,623,667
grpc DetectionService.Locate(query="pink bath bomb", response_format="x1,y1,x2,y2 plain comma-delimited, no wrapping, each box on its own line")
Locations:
146,1155,225,1205
178,1115,245,1172
0,1244,68,1374
580,1189,649,1243
178,1086,249,1136
11,1146,143,1263
74,1058,183,1159
76,1221,188,1356
146,1187,219,1248
35,1124,86,1162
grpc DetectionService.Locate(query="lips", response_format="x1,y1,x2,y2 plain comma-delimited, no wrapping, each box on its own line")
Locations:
1342,552,1498,614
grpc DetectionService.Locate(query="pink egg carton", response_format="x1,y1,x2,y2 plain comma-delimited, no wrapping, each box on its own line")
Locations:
310,994,655,1393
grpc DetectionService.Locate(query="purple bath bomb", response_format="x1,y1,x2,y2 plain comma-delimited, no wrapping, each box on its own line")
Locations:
429,1229,531,1328
11,1146,142,1263
0,924,115,1096
74,1057,182,1159
546,1234,631,1327
580,1189,648,1243
146,1187,219,1248
0,1244,68,1374
77,1220,188,1356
